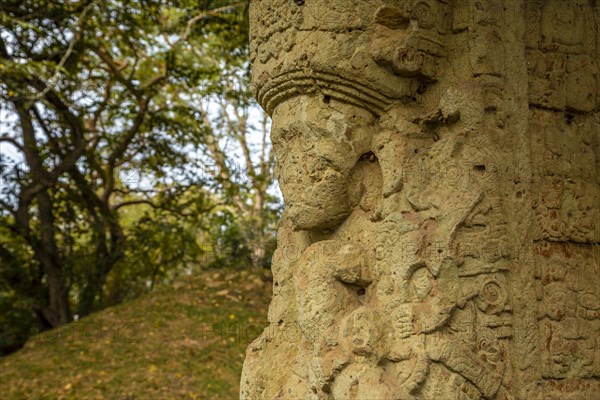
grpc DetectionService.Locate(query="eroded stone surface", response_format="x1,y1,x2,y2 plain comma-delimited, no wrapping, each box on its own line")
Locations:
241,1,599,399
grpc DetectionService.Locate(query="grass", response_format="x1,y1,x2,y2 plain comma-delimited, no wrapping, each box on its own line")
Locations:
0,269,272,400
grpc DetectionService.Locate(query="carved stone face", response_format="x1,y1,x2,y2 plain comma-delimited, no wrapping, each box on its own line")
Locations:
270,95,375,231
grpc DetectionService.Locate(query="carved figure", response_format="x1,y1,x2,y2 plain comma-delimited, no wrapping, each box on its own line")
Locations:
241,1,600,399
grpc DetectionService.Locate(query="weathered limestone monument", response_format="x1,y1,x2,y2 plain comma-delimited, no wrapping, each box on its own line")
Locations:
241,1,599,398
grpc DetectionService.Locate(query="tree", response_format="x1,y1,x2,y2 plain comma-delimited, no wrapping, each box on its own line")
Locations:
0,0,277,342
198,73,279,268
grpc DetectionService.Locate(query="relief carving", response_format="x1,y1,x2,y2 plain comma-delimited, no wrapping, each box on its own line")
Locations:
242,1,599,398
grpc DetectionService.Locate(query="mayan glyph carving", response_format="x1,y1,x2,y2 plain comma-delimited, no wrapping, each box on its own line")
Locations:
242,1,599,399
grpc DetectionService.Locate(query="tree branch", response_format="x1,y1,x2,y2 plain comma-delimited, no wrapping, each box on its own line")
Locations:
30,1,94,100
0,136,24,152
0,198,16,215
179,2,248,42
26,77,88,181
103,97,149,203
94,47,140,98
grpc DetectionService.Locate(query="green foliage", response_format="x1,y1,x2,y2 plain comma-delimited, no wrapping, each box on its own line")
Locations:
0,224,40,355
0,0,279,354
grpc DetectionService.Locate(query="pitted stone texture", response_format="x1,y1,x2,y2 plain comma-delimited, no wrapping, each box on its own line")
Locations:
241,1,600,399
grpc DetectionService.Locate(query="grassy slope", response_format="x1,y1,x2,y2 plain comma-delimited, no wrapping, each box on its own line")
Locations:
0,269,271,400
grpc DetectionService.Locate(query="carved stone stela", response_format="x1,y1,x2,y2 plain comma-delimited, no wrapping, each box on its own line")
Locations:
241,1,599,399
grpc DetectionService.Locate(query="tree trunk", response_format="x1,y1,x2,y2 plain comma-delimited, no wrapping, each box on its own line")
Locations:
77,218,124,317
241,1,600,399
41,267,70,327
11,102,72,327
36,190,71,327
